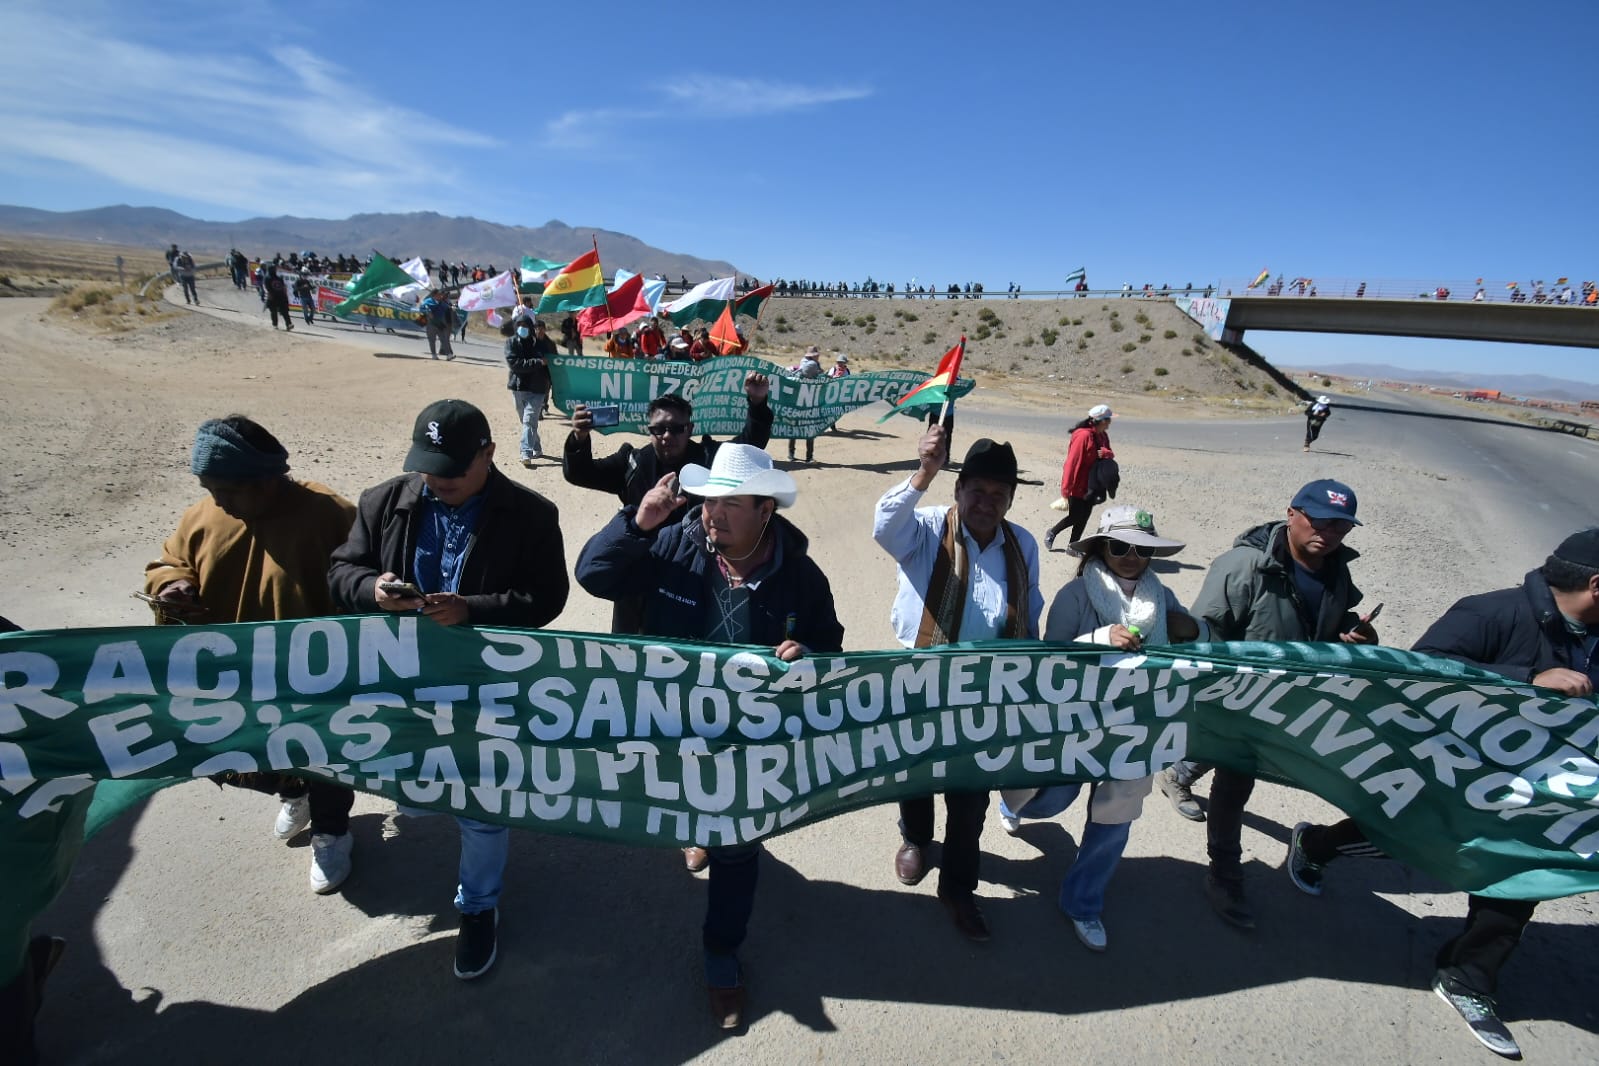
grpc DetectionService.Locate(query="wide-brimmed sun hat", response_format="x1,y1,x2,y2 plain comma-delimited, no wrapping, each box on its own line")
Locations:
1069,505,1186,557
679,443,798,508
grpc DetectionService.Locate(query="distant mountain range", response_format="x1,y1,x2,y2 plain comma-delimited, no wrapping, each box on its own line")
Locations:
1280,361,1599,403
0,204,739,282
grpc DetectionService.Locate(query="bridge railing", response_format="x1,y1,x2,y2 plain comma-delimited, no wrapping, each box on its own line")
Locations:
1219,277,1595,306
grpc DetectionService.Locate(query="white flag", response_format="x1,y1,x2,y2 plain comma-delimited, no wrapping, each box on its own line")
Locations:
458,270,519,311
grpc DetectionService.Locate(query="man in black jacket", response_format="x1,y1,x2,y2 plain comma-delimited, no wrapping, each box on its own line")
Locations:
328,399,568,981
563,371,773,630
1283,528,1599,1058
574,443,842,1030
505,318,557,465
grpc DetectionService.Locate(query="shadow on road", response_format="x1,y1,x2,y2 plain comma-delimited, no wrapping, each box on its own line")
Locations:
38,802,1599,1063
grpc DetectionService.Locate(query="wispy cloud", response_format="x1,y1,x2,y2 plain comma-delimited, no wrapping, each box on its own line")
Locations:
541,75,872,149
0,6,496,216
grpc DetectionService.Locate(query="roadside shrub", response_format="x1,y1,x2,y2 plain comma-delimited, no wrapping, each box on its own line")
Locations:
1180,348,1192,356
1021,335,1035,347
1072,318,1083,326
1083,329,1095,338
1121,343,1137,353
1143,380,1158,391
1109,310,1119,319
901,311,918,322
1154,367,1169,376
973,324,992,341
1163,329,1178,339
1040,328,1059,346
1133,311,1150,325
1110,319,1124,332
1263,383,1278,396
1321,377,1332,387
775,314,788,325
1077,338,1088,350
1120,360,1136,372
1058,316,1072,326
865,324,877,334
1138,334,1151,343
923,330,938,344
853,316,870,328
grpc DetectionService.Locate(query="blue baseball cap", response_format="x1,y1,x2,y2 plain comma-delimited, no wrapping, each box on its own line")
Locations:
1292,479,1361,525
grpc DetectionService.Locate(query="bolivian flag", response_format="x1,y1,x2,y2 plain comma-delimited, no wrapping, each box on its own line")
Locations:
878,337,967,422
1248,268,1270,289
536,248,607,313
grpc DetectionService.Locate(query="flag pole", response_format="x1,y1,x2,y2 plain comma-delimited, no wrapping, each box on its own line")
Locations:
595,236,613,339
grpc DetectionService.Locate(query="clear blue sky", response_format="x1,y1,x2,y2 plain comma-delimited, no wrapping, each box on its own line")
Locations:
2,1,1594,383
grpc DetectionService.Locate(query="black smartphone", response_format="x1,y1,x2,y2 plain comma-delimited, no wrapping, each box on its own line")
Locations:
377,580,424,599
589,404,621,428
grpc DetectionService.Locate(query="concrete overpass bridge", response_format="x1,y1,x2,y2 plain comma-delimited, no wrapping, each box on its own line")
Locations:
1205,277,1599,349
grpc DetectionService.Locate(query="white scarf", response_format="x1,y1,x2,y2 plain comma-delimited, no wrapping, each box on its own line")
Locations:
1082,557,1168,644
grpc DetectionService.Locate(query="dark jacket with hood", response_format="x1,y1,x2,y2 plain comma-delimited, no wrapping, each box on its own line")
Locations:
575,503,843,652
504,331,556,394
1413,569,1595,686
1191,520,1362,642
328,466,568,628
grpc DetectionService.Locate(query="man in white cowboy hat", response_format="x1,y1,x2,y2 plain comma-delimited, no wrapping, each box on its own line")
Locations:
872,425,1044,942
575,443,844,1030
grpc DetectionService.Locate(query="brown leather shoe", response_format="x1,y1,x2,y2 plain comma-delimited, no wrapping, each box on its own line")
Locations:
894,842,926,886
683,846,710,873
938,892,992,942
708,982,745,1029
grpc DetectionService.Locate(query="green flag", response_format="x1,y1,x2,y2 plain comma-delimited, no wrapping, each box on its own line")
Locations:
331,254,421,316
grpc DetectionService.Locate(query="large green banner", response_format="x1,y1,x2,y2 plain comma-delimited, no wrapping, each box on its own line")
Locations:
5,619,1599,913
547,355,975,439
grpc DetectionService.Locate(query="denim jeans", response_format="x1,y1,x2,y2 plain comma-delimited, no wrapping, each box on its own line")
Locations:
512,391,546,457
1000,785,1133,920
454,817,508,914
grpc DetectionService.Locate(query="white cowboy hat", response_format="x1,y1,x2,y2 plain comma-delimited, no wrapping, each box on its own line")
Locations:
678,443,798,508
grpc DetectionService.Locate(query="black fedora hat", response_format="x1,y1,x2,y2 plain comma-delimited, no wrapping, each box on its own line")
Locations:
959,439,1041,486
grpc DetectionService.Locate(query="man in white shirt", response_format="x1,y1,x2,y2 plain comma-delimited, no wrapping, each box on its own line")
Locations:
871,426,1044,941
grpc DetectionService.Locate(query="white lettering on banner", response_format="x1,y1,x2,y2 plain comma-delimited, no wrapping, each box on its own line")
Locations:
82,642,158,705
0,652,79,733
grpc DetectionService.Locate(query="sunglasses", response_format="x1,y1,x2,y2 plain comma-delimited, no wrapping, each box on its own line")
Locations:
647,422,692,438
1106,540,1157,559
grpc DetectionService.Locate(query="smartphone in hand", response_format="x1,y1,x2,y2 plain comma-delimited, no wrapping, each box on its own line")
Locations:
377,580,424,599
589,404,621,428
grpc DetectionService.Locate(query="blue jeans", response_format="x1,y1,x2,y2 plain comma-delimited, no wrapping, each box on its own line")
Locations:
512,391,545,458
454,817,508,914
1000,785,1133,921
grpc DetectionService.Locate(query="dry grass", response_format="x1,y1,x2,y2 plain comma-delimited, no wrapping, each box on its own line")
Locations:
0,235,169,296
48,280,182,332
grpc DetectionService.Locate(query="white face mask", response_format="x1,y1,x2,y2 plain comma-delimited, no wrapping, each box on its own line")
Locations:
516,327,530,339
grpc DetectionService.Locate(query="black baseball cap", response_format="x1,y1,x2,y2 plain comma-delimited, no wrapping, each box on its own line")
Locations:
405,399,491,477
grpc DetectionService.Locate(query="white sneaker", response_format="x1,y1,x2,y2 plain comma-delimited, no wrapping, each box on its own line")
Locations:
999,811,1022,835
1071,917,1108,952
273,796,310,840
309,832,353,894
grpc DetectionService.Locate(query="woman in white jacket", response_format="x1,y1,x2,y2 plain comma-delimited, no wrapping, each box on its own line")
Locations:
999,505,1205,952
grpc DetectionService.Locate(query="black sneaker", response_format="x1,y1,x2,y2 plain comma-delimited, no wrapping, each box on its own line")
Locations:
454,908,498,980
1432,972,1521,1058
1286,821,1324,896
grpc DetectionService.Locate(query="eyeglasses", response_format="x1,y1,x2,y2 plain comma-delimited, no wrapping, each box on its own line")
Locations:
647,422,692,438
1293,508,1354,534
1106,540,1156,559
